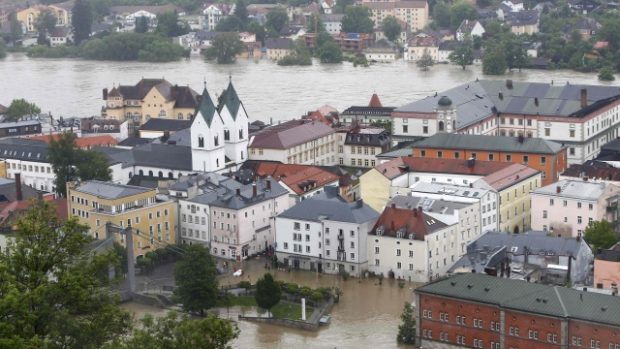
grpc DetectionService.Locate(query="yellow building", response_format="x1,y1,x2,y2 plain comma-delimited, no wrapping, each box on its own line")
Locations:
67,180,177,259
102,79,200,127
16,1,72,33
364,0,429,32
360,162,393,212
484,165,542,234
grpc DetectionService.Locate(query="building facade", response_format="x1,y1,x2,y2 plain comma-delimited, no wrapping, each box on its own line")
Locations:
337,126,391,167
363,0,429,32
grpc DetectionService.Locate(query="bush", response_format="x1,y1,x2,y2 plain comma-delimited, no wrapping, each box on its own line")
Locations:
26,45,79,58
238,281,252,290
285,282,299,294
599,66,616,81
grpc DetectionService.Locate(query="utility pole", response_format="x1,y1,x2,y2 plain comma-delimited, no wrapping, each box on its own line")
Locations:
106,223,136,295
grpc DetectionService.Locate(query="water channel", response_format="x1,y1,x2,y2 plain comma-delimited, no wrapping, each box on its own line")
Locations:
0,53,614,124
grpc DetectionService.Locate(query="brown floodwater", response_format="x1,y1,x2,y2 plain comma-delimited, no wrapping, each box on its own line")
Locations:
122,256,419,349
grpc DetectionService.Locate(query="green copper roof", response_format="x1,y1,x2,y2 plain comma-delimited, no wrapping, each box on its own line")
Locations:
218,81,242,120
195,88,217,127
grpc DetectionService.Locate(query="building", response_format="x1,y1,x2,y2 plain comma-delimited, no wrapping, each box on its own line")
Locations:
275,187,378,276
531,179,620,237
363,39,399,62
594,242,620,290
337,32,373,54
0,120,42,138
138,118,191,139
368,204,458,282
410,133,567,185
363,0,429,32
568,0,600,14
49,26,71,47
595,138,620,166
340,93,395,126
179,176,290,259
321,14,343,35
102,78,200,126
359,156,513,212
337,126,391,167
392,80,620,164
415,273,620,349
17,1,73,33
248,119,337,166
203,4,226,31
456,19,485,41
27,134,117,150
404,32,439,61
450,231,594,285
506,10,539,35
67,180,177,259
438,40,457,63
0,138,55,192
561,160,620,189
264,38,294,61
81,117,129,141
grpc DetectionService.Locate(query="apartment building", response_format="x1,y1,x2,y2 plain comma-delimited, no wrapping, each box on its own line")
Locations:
248,119,337,166
336,126,391,167
275,188,378,276
392,80,620,164
363,0,429,32
339,93,395,126
67,181,177,259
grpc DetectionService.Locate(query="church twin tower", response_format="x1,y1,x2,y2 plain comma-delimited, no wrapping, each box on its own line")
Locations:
190,79,249,172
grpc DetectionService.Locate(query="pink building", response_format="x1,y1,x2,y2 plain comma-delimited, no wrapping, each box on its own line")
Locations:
531,179,620,237
594,242,620,291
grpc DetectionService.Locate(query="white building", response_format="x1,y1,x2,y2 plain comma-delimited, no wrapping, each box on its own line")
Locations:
368,204,459,282
125,10,157,26
321,14,343,35
204,4,224,31
336,126,391,168
531,179,620,237
275,188,379,276
456,19,485,41
0,138,55,192
248,120,337,166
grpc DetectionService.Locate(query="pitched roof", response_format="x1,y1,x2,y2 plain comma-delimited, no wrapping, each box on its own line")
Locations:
108,79,199,109
278,190,379,223
0,138,49,163
533,179,611,201
189,177,288,210
457,19,481,35
412,133,564,155
73,180,152,200
27,134,117,148
368,93,383,108
369,206,448,240
562,161,620,182
139,118,192,132
344,127,390,147
249,120,334,149
264,37,294,50
218,81,243,119
252,162,341,195
195,87,218,127
372,156,514,180
417,273,620,327
95,143,193,171
481,163,540,191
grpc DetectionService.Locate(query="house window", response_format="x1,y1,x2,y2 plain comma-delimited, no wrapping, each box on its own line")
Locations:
506,154,512,161
545,128,550,136
437,151,443,158
423,126,428,134
198,136,204,148
402,125,408,133
214,136,219,146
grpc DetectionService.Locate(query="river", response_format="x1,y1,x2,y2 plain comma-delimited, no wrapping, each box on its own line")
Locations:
0,53,615,124
123,257,418,349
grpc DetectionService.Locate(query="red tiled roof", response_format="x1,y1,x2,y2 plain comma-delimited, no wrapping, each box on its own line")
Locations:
374,156,514,179
254,162,340,195
481,163,540,191
0,197,66,228
27,134,117,149
368,93,383,108
369,206,447,240
249,119,334,149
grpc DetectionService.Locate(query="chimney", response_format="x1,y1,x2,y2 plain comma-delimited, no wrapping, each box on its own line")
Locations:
506,79,513,89
252,182,257,197
556,185,561,194
498,92,503,100
102,88,108,100
534,97,539,106
266,179,271,191
580,88,587,108
413,208,418,217
172,84,178,100
236,188,241,196
15,173,22,201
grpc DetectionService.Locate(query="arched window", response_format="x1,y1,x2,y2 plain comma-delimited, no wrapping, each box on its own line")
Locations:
148,170,153,177
438,121,445,131
168,172,173,179
158,171,163,178
139,170,144,176
198,136,204,148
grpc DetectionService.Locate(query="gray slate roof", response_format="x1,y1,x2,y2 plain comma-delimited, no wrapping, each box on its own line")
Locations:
412,133,564,154
0,138,49,163
189,177,288,210
278,189,379,224
389,195,469,214
95,143,193,171
73,180,151,200
139,118,192,132
533,179,609,201
250,120,334,150
417,273,620,327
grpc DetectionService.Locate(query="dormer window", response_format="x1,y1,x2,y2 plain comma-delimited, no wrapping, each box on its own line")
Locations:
376,226,384,236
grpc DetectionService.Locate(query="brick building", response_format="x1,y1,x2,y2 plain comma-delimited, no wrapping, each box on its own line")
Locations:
416,273,620,349
410,133,567,185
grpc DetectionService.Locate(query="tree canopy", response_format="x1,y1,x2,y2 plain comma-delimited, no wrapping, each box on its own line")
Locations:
35,8,57,45
255,273,281,316
482,45,507,75
341,6,374,34
174,245,219,316
449,38,474,69
449,1,478,30
204,33,244,64
156,11,189,37
599,66,616,81
72,0,93,45
266,9,288,34
585,220,619,253
4,98,41,122
0,200,131,347
397,302,416,345
382,16,401,42
416,50,434,71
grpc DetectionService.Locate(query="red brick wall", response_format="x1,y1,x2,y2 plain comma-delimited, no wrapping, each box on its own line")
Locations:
569,320,620,349
503,310,562,348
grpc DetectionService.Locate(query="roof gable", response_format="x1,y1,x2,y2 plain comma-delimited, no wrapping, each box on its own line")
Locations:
218,81,242,120
195,88,218,127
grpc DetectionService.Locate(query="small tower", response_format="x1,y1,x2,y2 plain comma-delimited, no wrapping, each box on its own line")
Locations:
190,85,226,172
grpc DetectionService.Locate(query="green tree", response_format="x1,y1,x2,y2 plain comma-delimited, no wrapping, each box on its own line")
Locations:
333,0,355,14
0,201,131,347
433,1,451,29
585,220,619,253
482,46,507,75
382,16,401,42
156,11,189,37
278,38,312,65
105,312,239,349
215,15,243,32
599,66,616,81
4,98,41,121
8,12,23,44
174,245,218,316
255,273,281,316
319,40,343,63
135,16,149,33
397,302,416,345
72,0,93,45
266,9,289,34
416,49,434,70
204,32,244,64
306,14,325,34
449,0,478,30
248,22,266,44
449,37,474,69
234,0,249,29
35,8,57,45
0,40,5,59
503,34,529,71
76,150,111,181
342,6,374,33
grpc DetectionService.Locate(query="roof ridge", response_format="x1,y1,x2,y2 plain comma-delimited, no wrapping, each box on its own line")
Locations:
553,286,569,317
